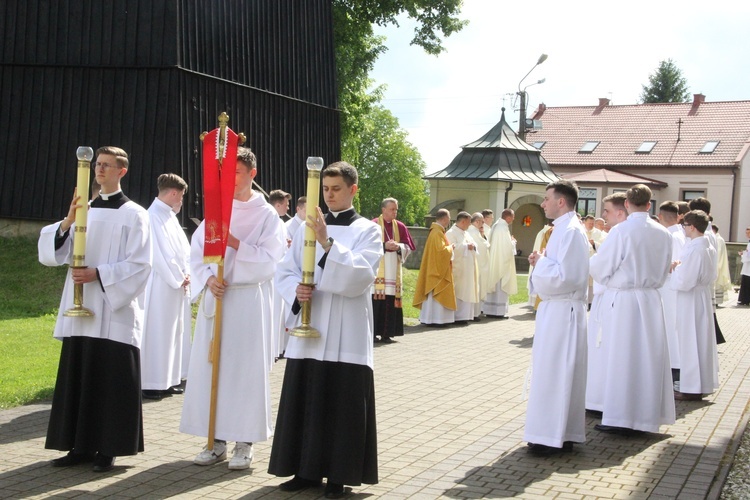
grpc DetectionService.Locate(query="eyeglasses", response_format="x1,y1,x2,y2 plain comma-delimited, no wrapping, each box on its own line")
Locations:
93,162,122,170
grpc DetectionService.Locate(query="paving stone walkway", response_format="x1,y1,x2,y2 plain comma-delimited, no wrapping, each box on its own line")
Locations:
1,295,749,499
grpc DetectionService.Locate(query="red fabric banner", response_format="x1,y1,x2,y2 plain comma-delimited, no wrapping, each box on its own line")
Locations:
202,126,240,263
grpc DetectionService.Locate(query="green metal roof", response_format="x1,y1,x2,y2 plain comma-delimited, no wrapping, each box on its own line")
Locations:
426,108,558,184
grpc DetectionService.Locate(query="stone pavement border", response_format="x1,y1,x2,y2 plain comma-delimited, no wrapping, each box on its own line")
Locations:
0,294,749,499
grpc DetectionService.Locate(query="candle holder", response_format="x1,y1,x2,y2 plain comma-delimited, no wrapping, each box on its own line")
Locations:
64,146,95,318
289,156,324,338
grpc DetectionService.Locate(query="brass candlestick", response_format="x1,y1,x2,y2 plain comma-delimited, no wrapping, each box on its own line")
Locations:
64,146,95,317
289,156,324,338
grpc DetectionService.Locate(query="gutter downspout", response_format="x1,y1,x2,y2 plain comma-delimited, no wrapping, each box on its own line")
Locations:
504,182,514,209
730,166,738,241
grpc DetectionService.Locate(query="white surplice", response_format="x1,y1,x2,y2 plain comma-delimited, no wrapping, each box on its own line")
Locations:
467,225,490,317
276,215,382,368
180,192,285,443
658,223,686,369
284,213,305,240
485,219,517,316
590,212,675,432
140,198,192,390
524,211,589,448
446,225,479,321
714,232,733,304
670,236,719,394
38,202,152,347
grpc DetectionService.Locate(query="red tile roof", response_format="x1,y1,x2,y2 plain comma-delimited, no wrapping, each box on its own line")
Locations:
527,98,750,168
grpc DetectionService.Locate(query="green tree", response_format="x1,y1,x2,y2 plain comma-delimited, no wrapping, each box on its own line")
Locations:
640,59,691,103
356,105,429,226
331,1,465,223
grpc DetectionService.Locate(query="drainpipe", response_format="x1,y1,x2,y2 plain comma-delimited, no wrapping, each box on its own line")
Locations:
730,167,738,241
504,182,514,209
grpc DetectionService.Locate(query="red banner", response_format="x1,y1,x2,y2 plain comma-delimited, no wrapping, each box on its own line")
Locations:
202,126,239,263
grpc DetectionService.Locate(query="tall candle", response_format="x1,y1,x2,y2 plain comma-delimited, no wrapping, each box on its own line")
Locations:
301,157,324,284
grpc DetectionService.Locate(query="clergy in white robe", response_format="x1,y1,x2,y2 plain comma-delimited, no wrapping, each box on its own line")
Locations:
284,196,307,240
528,223,552,308
180,149,286,468
590,184,675,434
688,197,725,344
468,213,490,318
670,210,718,398
656,201,687,377
482,209,494,240
413,209,456,326
269,162,382,495
712,226,733,305
524,181,590,454
485,209,517,317
445,212,479,322
586,193,628,413
39,147,151,469
371,198,416,342
140,174,191,398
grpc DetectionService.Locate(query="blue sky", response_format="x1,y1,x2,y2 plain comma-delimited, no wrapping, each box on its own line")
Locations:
369,0,750,174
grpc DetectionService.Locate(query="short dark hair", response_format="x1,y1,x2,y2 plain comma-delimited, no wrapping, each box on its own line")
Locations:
659,201,678,215
684,210,710,233
481,209,494,218
626,184,652,207
677,201,690,215
237,147,257,170
456,211,471,222
269,189,291,204
546,180,578,209
436,208,450,222
688,197,711,214
96,146,129,169
296,196,307,208
603,192,626,210
501,209,514,220
471,212,483,223
157,173,188,193
323,161,358,186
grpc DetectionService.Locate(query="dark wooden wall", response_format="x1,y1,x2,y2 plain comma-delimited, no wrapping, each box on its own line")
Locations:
0,0,339,228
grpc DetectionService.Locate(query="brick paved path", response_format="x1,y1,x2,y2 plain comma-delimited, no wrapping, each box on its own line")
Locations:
1,296,749,499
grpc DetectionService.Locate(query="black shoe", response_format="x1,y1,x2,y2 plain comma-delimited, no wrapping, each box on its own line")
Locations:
165,386,184,395
594,424,643,436
373,336,382,343
324,482,346,499
92,453,115,472
142,390,163,400
279,476,322,492
526,442,572,456
51,450,96,467
381,337,395,344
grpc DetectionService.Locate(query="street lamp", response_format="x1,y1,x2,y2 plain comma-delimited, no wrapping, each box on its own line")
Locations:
517,54,548,141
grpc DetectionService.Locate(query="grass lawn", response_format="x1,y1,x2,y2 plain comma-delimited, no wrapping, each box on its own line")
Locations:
0,237,66,409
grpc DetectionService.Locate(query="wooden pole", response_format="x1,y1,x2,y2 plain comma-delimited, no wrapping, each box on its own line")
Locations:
206,263,224,450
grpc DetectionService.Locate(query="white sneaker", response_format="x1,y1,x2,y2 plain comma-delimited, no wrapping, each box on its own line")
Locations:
228,442,253,470
193,441,227,466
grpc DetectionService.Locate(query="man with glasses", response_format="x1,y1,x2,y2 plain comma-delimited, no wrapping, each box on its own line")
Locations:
39,146,151,472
